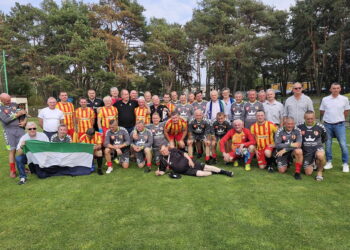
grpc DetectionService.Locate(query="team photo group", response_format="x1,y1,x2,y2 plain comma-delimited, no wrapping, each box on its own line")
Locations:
0,82,349,185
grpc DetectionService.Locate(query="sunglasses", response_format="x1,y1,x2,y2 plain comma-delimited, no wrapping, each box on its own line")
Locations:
28,128,37,131
293,87,302,90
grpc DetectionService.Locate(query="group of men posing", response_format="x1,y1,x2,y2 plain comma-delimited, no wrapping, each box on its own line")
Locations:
1,82,349,184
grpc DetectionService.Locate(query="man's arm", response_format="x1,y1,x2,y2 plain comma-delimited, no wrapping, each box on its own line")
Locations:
0,110,26,124
243,129,256,147
38,118,44,129
219,129,233,153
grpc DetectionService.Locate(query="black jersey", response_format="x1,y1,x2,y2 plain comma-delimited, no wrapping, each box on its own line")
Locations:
297,123,327,151
212,120,232,138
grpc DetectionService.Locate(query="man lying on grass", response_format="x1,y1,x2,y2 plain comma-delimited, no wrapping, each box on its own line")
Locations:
155,144,233,178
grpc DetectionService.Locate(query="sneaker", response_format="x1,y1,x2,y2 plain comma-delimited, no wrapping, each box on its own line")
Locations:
18,178,26,185
10,172,16,178
225,171,234,177
268,166,274,173
294,173,302,180
245,164,251,171
315,175,324,181
106,167,113,174
324,161,333,170
144,167,151,173
233,161,239,167
97,168,103,175
342,163,349,173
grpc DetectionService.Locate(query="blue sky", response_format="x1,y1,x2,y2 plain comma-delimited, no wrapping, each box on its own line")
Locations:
2,0,296,24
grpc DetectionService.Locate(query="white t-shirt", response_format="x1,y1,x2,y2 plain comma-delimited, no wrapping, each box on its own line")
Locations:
16,132,49,150
38,107,64,132
320,94,350,123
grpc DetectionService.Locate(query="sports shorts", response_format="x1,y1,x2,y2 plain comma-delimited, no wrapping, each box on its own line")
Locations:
303,147,324,169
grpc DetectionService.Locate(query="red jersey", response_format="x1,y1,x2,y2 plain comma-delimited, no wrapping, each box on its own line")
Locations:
219,128,256,153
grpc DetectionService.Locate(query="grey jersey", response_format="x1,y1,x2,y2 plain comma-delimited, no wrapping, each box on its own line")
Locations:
130,128,153,148
104,127,130,148
188,118,212,136
243,101,264,128
297,123,327,151
176,103,194,122
275,127,302,152
50,134,72,143
192,101,207,114
147,122,167,148
231,102,245,121
0,103,21,129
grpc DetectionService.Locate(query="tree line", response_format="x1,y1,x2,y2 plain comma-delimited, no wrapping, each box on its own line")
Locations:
0,0,349,103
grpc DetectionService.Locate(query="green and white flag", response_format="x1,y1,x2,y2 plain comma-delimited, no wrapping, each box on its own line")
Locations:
24,140,94,168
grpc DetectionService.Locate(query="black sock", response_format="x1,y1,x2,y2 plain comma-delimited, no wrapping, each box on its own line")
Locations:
96,157,103,168
266,157,273,168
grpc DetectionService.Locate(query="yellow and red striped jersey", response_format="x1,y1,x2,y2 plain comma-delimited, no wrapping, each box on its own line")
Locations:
97,106,118,128
75,107,95,133
165,117,187,135
79,132,102,145
135,107,151,124
250,121,277,150
56,102,75,129
164,102,176,113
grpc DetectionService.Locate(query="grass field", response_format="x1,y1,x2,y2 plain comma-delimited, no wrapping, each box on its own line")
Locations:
1,120,350,249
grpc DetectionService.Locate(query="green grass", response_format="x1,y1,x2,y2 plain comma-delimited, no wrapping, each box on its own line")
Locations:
0,121,350,249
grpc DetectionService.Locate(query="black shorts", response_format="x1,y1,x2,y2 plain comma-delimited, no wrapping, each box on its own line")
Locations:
303,148,324,168
183,161,205,176
276,151,293,168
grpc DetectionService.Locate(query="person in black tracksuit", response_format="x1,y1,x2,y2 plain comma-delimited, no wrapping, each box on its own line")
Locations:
155,145,233,177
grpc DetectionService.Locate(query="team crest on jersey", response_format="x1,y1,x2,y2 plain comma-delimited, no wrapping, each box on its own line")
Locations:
95,102,98,105
194,125,197,128
255,106,259,110
12,106,16,110
4,109,9,114
301,131,305,135
119,135,123,139
282,136,287,141
314,131,319,136
111,136,115,140
292,135,296,140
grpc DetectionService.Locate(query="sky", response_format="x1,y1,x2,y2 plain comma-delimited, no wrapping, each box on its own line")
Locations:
2,0,296,24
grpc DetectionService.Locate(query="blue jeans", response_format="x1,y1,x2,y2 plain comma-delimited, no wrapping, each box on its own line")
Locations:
324,122,349,164
16,154,28,179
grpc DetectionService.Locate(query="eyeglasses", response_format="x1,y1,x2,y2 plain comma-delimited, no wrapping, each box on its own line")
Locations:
293,87,302,90
28,128,37,131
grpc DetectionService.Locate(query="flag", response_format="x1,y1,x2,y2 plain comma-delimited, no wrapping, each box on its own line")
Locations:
24,140,94,178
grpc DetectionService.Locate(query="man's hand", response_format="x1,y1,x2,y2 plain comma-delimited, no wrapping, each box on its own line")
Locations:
188,159,195,168
16,110,26,117
113,145,120,150
132,145,141,152
276,149,286,157
223,152,231,162
116,148,122,155
155,170,165,176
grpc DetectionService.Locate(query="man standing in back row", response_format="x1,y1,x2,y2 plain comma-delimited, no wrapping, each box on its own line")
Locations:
283,82,314,125
320,83,350,172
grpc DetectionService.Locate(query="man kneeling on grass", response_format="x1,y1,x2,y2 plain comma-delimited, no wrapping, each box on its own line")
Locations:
79,128,103,175
297,111,327,181
274,117,303,180
220,119,256,171
155,144,233,177
131,120,153,173
16,122,49,185
104,119,130,172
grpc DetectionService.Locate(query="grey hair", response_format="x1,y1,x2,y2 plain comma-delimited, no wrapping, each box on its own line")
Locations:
26,122,37,129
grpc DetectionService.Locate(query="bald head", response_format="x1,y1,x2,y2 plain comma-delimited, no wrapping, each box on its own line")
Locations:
0,93,11,105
